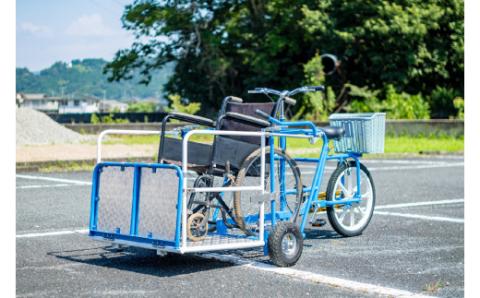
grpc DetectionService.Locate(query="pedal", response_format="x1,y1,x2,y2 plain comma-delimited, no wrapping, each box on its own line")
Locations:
311,218,327,227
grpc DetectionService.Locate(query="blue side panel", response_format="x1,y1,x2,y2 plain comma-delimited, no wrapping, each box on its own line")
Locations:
90,230,175,248
89,162,183,250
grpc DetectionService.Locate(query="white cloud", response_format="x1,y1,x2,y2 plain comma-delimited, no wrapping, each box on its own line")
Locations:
65,14,117,37
19,22,53,37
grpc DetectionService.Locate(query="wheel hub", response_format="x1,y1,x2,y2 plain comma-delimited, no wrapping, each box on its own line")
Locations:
281,232,298,257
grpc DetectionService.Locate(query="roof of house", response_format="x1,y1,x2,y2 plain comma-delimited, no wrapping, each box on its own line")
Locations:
17,93,101,102
18,93,47,100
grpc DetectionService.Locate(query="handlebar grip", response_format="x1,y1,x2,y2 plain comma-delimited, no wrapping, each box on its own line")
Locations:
284,97,297,106
227,96,243,103
309,86,325,91
248,90,260,94
255,109,271,120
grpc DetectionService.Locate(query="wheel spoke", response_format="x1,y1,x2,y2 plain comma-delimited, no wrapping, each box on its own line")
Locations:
349,208,355,226
338,207,348,222
361,190,371,198
338,181,349,196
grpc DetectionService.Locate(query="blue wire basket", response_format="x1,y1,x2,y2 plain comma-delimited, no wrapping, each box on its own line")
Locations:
328,113,386,154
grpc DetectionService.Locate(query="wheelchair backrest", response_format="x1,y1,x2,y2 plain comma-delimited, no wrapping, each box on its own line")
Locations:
211,101,276,170
220,101,276,145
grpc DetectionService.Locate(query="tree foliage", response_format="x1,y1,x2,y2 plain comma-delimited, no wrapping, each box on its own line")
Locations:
104,0,464,118
164,94,201,115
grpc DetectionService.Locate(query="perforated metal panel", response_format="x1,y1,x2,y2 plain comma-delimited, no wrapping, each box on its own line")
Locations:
329,113,386,153
96,166,134,235
137,167,179,241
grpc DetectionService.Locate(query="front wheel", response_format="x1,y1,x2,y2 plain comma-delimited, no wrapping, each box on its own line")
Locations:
268,222,303,267
326,160,375,237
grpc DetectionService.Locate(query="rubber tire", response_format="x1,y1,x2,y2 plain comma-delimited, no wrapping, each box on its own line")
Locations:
268,221,303,267
233,147,303,234
326,161,375,237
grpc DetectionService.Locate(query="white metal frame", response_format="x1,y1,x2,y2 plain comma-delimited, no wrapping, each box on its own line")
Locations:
180,129,267,253
94,128,317,254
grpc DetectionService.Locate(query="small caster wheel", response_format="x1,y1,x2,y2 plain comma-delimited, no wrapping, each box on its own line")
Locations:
268,221,303,267
187,213,208,241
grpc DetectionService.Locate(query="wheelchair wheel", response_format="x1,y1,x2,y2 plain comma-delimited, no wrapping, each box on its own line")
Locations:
187,213,208,241
268,221,303,267
187,175,213,214
233,148,303,235
187,175,218,232
326,161,375,237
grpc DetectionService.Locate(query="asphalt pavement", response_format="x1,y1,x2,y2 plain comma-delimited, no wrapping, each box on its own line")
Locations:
16,156,464,297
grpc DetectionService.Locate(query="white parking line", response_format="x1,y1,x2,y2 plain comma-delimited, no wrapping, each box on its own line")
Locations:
375,211,464,223
16,229,89,238
16,175,92,186
376,199,464,210
297,162,464,174
17,184,71,189
200,253,435,298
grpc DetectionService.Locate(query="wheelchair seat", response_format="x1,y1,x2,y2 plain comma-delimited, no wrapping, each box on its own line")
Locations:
158,100,277,175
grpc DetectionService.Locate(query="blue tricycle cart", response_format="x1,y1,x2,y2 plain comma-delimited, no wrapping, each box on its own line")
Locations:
88,86,385,267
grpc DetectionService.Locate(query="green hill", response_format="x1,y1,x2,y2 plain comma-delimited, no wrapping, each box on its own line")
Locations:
16,58,173,100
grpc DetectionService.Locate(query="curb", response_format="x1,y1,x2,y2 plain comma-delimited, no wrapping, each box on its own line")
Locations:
16,157,155,172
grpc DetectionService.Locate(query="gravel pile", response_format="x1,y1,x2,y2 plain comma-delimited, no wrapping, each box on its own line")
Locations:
16,108,87,145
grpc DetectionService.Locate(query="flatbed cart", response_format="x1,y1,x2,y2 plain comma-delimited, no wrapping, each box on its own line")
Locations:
89,129,293,257
88,87,386,267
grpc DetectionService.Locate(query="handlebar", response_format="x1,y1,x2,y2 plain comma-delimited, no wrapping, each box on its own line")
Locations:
284,97,297,106
247,85,325,104
255,109,318,136
255,109,271,119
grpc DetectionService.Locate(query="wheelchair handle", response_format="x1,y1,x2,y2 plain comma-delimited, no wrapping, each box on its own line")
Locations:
227,96,243,103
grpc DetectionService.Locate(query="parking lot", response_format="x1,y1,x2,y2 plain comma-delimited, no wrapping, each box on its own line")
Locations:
16,156,464,297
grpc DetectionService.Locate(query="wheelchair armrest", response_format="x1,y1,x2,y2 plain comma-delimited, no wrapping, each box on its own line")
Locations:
225,112,270,128
168,112,215,127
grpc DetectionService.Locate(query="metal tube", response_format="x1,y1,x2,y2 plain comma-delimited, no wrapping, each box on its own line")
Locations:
96,129,162,163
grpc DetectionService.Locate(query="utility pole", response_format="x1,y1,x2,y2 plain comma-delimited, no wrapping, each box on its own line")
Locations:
102,90,106,113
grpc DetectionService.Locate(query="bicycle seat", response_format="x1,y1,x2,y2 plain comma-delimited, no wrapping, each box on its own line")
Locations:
320,126,345,139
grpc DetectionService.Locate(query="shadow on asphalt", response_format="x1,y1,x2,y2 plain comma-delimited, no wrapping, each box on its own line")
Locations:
302,228,343,247
47,245,234,277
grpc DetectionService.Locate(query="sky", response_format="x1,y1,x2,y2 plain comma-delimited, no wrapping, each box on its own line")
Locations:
16,0,136,71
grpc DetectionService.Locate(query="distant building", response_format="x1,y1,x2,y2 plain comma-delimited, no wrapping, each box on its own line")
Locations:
99,99,129,113
16,93,100,114
58,96,100,114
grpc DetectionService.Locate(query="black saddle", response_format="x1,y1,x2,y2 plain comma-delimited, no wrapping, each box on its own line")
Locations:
320,126,345,139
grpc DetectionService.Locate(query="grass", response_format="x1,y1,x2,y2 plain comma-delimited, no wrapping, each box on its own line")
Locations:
384,136,463,154
102,134,213,145
101,134,463,154
24,134,462,172
423,280,448,293
284,135,463,158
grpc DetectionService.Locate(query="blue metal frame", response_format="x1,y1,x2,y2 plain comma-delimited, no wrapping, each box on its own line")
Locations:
259,115,365,235
89,162,184,249
89,114,367,254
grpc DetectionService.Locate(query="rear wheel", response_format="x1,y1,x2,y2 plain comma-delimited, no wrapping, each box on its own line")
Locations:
326,161,375,237
233,148,303,235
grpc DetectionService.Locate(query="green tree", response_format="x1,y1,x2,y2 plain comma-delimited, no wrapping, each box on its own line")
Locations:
164,94,201,115
104,0,316,114
127,101,158,112
301,0,463,117
104,0,463,118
